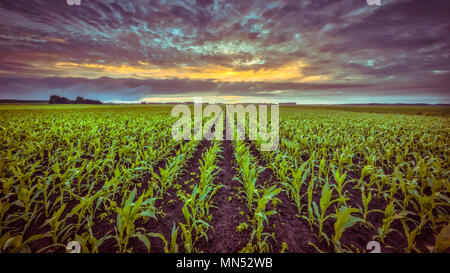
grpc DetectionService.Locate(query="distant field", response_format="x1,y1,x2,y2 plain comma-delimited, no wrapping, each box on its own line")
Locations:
1,103,448,116
0,104,174,112
0,104,448,253
283,105,450,116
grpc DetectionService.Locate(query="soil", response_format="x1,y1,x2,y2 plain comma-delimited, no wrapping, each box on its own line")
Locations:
197,140,252,252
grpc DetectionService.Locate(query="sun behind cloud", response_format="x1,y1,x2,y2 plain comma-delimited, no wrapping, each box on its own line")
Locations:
54,59,328,83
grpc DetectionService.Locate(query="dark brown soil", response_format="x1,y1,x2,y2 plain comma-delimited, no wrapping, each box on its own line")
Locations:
197,140,252,252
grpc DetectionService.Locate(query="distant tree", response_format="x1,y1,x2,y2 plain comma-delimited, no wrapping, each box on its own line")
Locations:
48,95,59,104
49,95,102,104
49,95,71,104
75,96,84,103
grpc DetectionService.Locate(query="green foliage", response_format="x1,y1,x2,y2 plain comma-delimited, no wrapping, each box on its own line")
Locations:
236,222,249,232
332,206,363,252
0,105,448,253
312,182,337,241
283,161,309,214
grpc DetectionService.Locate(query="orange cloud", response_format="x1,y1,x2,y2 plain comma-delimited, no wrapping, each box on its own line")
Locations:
54,60,329,83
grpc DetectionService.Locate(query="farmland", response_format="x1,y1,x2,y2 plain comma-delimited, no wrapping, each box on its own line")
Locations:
0,104,449,253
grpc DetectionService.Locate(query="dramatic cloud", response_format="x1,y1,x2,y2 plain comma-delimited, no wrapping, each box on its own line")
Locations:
0,0,448,103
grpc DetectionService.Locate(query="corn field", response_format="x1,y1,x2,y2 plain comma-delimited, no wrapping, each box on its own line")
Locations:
0,104,449,253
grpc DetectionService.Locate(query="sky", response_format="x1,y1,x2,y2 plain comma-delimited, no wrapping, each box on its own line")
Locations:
0,0,449,104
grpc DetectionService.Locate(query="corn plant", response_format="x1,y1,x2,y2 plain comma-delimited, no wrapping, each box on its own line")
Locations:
358,188,382,229
179,188,211,253
0,232,52,253
151,154,184,192
72,216,113,253
179,181,221,252
303,164,316,228
312,182,337,241
233,154,263,213
15,184,41,232
40,204,74,244
199,143,222,190
251,185,281,253
269,153,290,184
68,190,106,229
114,188,164,252
374,201,410,243
332,169,349,205
332,206,362,252
0,199,12,234
400,219,420,253
283,161,309,214
168,223,179,253
432,223,450,253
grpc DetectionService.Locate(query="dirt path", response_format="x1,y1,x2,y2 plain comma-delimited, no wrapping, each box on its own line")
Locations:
197,140,252,252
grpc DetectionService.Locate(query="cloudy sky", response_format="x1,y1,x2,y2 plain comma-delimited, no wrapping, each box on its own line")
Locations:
0,0,449,104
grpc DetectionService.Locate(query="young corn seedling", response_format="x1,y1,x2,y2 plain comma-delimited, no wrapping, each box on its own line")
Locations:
411,177,449,233
196,183,223,218
374,201,408,243
16,184,41,233
234,140,248,166
337,147,354,170
1,232,52,253
68,190,106,230
251,185,281,253
198,143,221,191
179,218,194,253
356,164,374,190
312,182,337,241
179,185,212,252
72,216,113,253
332,169,349,205
0,199,12,234
179,202,209,252
358,188,383,229
302,164,316,228
269,153,290,184
431,223,450,253
35,175,54,218
167,223,179,253
152,153,184,193
332,206,363,252
0,177,14,196
387,178,398,202
394,166,417,210
40,204,74,244
234,154,263,213
413,194,437,233
283,161,309,215
114,188,165,252
318,156,329,181
400,219,420,253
